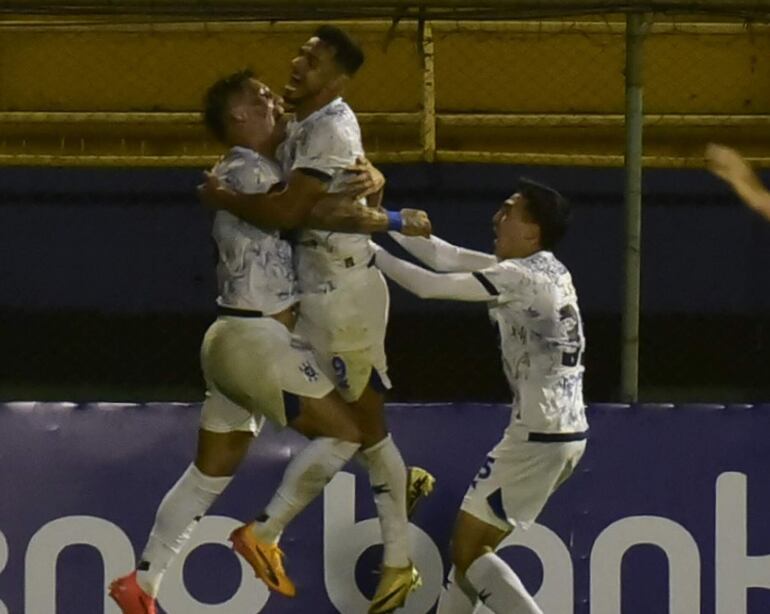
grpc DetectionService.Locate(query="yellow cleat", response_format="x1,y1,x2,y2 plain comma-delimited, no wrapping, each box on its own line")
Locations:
406,466,436,518
229,524,296,598
368,562,422,614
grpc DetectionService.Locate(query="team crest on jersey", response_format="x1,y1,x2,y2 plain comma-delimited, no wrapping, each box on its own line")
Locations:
299,361,319,382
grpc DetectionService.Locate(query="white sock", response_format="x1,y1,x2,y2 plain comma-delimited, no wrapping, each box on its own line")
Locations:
465,552,543,614
363,434,409,567
253,437,360,543
436,566,477,614
136,464,232,597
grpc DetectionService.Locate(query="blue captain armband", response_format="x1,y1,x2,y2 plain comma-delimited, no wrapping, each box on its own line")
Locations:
386,210,403,232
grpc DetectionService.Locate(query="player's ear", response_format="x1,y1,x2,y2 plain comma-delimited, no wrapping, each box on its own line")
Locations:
329,73,349,92
229,105,248,123
522,219,540,243
529,223,542,245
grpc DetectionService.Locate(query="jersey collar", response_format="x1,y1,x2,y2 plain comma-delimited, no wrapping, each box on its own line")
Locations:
292,97,344,128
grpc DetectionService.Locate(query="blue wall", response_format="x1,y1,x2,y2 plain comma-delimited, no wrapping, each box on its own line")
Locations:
3,164,770,315
4,165,770,401
2,402,770,613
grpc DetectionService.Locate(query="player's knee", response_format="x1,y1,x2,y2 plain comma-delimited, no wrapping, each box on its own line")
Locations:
194,430,250,477
337,420,364,445
293,395,364,444
194,445,244,476
194,456,239,477
359,425,388,448
451,539,484,576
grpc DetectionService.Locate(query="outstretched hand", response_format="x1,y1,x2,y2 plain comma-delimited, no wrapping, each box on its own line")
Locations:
705,143,754,186
705,143,770,221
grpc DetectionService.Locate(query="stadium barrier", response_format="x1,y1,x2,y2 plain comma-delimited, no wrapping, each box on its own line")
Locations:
1,402,769,613
0,13,769,169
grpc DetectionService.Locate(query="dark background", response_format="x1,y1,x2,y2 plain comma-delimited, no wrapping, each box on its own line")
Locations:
3,163,770,402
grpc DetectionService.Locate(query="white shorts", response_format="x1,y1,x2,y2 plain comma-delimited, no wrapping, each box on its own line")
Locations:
461,434,586,532
199,316,334,434
313,346,391,403
296,267,391,402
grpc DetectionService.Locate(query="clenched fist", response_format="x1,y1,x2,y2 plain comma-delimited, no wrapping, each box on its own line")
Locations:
400,208,432,237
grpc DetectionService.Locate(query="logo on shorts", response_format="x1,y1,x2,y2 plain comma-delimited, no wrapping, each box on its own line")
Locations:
299,361,319,382
331,355,350,390
470,455,496,490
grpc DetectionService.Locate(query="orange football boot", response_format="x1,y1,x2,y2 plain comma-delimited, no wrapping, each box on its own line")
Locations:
229,524,296,597
108,571,157,614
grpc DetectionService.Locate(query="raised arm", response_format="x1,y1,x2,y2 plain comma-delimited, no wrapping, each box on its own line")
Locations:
706,143,770,222
389,232,497,272
199,169,431,236
307,197,431,235
373,244,497,302
199,168,328,230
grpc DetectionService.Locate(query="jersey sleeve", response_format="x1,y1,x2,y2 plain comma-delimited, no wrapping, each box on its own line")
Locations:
388,233,497,272
473,260,540,308
215,152,275,195
292,116,357,183
374,245,495,302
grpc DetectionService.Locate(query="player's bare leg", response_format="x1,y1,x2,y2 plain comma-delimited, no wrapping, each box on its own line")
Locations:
110,429,252,613
231,391,363,598
437,511,542,614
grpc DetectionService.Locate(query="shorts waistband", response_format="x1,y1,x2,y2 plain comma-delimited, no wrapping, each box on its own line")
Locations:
527,430,588,443
217,305,264,318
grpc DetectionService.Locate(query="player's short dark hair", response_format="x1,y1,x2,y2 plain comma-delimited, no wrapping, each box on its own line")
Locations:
202,69,255,143
314,25,365,75
518,177,572,250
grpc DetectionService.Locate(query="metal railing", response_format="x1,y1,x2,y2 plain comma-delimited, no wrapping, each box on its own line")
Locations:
2,1,770,400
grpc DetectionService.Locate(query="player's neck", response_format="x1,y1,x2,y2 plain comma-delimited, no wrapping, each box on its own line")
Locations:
499,245,541,261
517,246,542,259
293,91,340,121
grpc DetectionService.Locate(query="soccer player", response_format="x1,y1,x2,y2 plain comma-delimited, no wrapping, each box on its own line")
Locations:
109,71,428,614
706,143,770,222
371,179,588,614
199,26,431,613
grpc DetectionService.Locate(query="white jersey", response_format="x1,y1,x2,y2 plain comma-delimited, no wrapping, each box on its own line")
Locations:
278,97,373,291
479,251,587,435
211,146,298,314
373,238,587,435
